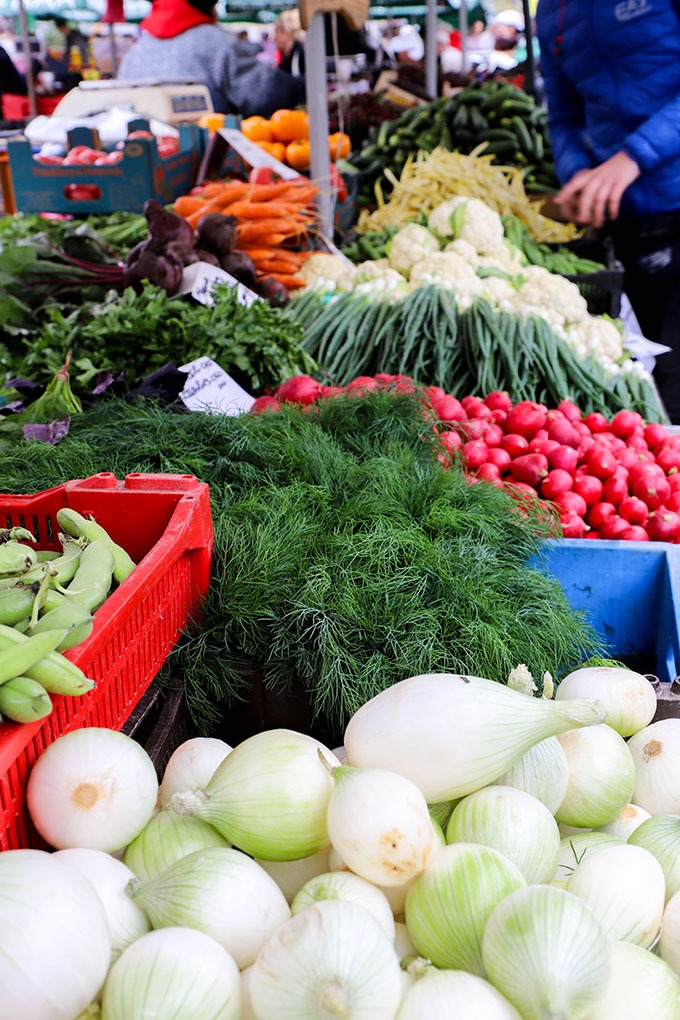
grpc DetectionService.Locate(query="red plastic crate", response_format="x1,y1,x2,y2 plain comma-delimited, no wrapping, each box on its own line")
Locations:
0,472,213,850
2,93,62,119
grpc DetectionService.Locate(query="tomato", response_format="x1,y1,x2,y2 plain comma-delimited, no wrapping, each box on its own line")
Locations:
270,108,309,143
126,129,155,140
240,116,274,143
256,140,287,162
63,183,102,202
285,138,311,170
34,154,64,165
156,135,180,157
328,131,351,161
63,145,101,165
329,164,348,203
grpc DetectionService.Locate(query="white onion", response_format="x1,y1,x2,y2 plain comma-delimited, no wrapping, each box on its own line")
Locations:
255,845,332,903
404,842,526,974
248,900,403,1020
326,764,434,886
123,807,229,881
481,885,610,1020
585,939,680,1019
628,814,680,901
26,727,158,852
101,927,241,1020
291,871,395,940
344,672,605,802
627,719,680,815
597,802,651,840
394,921,417,961
0,849,111,1020
553,831,624,884
395,967,522,1019
169,728,340,860
446,785,560,884
128,846,291,968
495,736,569,814
555,723,635,828
555,666,657,737
158,736,232,807
660,888,680,977
53,848,150,963
565,843,665,948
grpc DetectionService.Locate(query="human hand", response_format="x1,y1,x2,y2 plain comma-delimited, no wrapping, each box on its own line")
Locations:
554,152,640,228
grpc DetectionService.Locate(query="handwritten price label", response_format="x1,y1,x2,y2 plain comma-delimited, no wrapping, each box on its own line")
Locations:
179,356,255,416
178,261,260,308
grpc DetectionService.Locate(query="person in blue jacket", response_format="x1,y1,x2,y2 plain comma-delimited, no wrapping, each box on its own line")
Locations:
536,0,680,423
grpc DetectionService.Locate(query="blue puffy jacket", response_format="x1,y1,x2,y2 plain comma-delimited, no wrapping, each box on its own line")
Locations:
536,0,680,217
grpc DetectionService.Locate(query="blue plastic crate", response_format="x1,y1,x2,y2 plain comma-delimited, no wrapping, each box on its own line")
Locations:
531,539,680,685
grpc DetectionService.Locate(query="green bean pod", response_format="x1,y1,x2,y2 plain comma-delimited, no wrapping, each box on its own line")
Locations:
0,586,36,627
0,676,52,723
57,508,136,583
0,625,95,696
0,541,37,577
0,627,68,685
29,602,94,650
66,540,115,613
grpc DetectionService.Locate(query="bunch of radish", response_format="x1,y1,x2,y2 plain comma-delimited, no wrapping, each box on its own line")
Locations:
252,374,680,544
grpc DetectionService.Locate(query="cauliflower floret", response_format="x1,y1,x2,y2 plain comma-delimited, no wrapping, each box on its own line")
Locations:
479,274,516,310
514,265,589,327
387,223,440,277
428,196,505,256
353,259,392,278
299,253,353,287
354,275,411,301
443,238,479,264
476,241,525,278
569,316,626,363
409,251,482,309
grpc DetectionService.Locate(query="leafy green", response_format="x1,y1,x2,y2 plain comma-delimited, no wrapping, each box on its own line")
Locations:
0,389,605,742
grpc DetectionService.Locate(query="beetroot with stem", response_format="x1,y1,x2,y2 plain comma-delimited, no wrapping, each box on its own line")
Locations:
195,213,238,258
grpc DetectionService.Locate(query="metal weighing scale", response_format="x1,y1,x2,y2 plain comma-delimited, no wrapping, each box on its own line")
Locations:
51,79,214,126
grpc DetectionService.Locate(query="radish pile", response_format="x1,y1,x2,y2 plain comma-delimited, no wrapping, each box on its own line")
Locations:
254,375,680,543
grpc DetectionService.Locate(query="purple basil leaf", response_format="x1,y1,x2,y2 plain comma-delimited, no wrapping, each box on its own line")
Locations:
23,417,71,445
92,369,125,396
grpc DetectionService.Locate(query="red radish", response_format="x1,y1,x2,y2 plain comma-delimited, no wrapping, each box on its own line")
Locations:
549,445,579,473
617,447,645,472
501,434,530,458
626,434,648,452
347,376,381,392
320,386,345,399
669,474,680,493
392,378,416,393
588,501,617,529
275,375,323,404
602,474,629,506
666,491,680,513
460,418,490,440
556,399,582,423
573,421,592,437
505,481,540,498
503,401,548,440
598,515,630,540
573,474,604,506
584,446,618,480
484,390,513,413
509,453,549,486
250,394,281,414
477,462,501,482
461,395,486,413
467,403,493,421
628,460,664,488
632,473,672,510
597,433,626,454
646,509,680,543
619,496,649,525
462,439,489,469
541,469,574,501
546,417,581,448
610,409,643,439
621,526,650,542
487,447,512,470
490,408,508,425
435,395,467,422
483,423,504,447
374,373,397,384
529,438,561,457
656,447,680,474
439,431,463,453
421,383,446,403
578,435,596,456
561,513,588,538
556,491,588,518
644,422,669,449
583,412,609,433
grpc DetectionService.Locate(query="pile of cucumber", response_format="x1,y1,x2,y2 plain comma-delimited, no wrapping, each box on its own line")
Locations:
0,511,136,725
351,80,558,209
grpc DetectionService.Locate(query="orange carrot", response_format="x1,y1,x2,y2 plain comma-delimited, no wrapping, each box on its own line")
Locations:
236,220,308,244
227,200,315,220
264,272,307,289
172,195,207,219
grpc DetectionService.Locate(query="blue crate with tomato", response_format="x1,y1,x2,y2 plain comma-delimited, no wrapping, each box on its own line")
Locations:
7,118,207,215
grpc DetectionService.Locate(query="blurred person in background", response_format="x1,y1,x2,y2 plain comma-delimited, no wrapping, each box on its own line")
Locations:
273,9,305,78
536,0,680,423
118,0,305,116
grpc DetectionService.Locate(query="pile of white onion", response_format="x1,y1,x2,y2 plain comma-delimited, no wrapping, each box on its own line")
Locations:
1,665,680,1020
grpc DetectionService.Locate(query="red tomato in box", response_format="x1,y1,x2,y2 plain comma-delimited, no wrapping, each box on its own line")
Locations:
156,135,180,157
63,183,102,202
63,145,101,165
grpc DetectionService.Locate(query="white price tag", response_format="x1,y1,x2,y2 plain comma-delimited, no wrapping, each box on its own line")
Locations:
179,356,255,416
179,261,260,308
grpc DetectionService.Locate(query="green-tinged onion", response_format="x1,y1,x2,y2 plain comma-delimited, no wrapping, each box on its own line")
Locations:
255,845,332,903
128,847,290,969
344,673,605,802
291,871,395,940
404,842,525,974
158,737,233,807
428,799,457,829
628,815,680,901
597,802,651,840
555,666,657,737
446,785,560,885
0,849,111,1020
553,831,624,884
248,900,403,1020
123,808,229,882
169,729,340,860
565,843,665,947
481,885,610,1020
395,968,522,1020
555,724,635,828
496,736,569,814
53,848,150,964
627,720,680,815
660,889,680,977
585,939,680,1019
100,927,241,1020
26,727,158,852
326,764,434,886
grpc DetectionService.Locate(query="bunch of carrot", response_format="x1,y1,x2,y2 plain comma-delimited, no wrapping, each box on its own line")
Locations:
173,178,319,290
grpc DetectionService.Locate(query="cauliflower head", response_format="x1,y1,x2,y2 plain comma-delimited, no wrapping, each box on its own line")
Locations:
476,241,525,278
409,251,482,309
298,253,355,292
568,316,626,363
428,196,505,256
514,265,590,326
478,274,516,310
387,223,440,277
